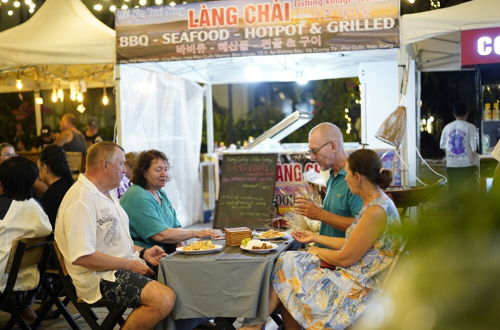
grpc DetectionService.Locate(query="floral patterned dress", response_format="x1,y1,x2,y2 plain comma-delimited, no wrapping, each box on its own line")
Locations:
271,195,401,330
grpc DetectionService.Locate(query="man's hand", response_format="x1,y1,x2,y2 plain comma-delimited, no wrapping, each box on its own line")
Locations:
143,246,167,266
291,230,316,244
195,229,224,239
127,259,154,277
294,197,324,220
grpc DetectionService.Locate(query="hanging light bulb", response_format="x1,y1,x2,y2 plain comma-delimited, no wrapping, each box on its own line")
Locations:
121,4,128,9
76,92,84,103
57,88,64,101
13,1,20,8
1,0,9,4
7,10,13,16
139,0,147,6
35,97,43,105
51,81,58,103
24,0,32,5
102,82,109,106
93,4,102,11
156,0,163,5
109,4,116,12
16,78,23,90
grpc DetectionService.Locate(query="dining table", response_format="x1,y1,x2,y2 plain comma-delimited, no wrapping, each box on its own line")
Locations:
156,236,295,329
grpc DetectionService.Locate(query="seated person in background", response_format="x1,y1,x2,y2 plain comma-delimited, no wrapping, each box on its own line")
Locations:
55,142,175,329
31,125,55,151
38,145,74,227
84,117,103,149
240,149,401,330
116,151,139,198
0,156,52,323
53,114,87,153
120,150,221,254
0,142,16,164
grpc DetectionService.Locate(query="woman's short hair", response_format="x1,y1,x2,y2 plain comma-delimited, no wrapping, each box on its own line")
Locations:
40,145,74,184
132,150,170,189
347,149,393,189
0,156,39,200
125,152,139,169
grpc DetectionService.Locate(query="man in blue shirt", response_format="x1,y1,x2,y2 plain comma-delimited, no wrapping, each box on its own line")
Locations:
294,123,362,244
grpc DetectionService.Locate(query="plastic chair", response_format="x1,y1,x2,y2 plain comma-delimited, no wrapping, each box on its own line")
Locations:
0,237,51,330
51,242,126,330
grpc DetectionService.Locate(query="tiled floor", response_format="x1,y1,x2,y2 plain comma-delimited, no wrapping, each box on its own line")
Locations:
0,221,280,329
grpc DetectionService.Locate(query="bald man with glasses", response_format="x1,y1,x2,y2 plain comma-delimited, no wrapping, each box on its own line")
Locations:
294,122,362,244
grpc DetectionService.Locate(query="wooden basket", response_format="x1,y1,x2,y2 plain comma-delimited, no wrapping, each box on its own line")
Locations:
224,227,252,247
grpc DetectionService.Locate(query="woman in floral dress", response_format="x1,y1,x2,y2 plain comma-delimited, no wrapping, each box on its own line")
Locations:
241,149,401,330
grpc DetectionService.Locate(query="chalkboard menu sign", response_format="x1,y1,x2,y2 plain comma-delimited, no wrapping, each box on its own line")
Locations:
214,153,278,229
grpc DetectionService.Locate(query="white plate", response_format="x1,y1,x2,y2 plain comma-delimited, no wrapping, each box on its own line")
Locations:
253,231,288,240
240,243,277,254
176,244,223,255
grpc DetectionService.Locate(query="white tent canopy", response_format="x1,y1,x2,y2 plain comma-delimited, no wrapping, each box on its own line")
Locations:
0,0,115,92
401,0,500,72
129,48,399,84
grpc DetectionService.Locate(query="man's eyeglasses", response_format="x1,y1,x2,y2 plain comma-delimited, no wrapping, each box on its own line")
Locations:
308,141,333,155
0,153,16,157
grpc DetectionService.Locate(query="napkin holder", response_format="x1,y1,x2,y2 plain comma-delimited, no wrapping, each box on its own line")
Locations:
224,227,252,247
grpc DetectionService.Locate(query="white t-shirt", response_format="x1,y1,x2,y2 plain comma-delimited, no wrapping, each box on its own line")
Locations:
0,198,52,292
55,174,140,303
440,120,478,167
491,140,500,162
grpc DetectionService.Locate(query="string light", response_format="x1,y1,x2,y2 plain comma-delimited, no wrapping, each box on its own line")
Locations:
93,4,103,11
35,97,43,105
1,0,9,4
109,4,116,12
57,87,64,101
121,4,128,9
155,0,163,5
7,10,13,16
13,1,20,8
139,0,147,6
24,0,32,5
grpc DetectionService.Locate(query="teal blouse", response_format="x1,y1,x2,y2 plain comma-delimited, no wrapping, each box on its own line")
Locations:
120,184,181,249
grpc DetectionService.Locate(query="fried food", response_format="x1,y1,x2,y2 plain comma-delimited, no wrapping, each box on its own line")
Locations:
183,240,217,251
259,229,286,239
252,243,273,250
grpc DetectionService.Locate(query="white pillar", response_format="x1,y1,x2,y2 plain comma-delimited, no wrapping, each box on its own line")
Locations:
34,90,42,135
205,84,214,154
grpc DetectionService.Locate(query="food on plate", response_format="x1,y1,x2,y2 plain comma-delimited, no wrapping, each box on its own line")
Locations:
243,239,274,250
258,229,286,239
183,240,217,251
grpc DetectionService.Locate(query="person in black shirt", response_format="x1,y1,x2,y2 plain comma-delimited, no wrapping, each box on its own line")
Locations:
38,145,74,226
32,125,55,151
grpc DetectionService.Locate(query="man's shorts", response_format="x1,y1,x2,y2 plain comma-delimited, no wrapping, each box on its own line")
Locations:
100,270,153,308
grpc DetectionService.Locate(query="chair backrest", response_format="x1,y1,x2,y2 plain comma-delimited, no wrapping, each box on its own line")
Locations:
65,151,84,173
52,242,69,276
2,237,50,297
382,241,407,289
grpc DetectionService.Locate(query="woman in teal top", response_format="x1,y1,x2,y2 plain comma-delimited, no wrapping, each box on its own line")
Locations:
120,150,221,254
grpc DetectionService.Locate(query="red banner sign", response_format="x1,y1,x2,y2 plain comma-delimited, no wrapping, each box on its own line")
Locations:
461,27,500,66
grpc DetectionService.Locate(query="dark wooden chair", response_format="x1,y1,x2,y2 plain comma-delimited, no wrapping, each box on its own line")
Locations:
0,237,51,330
51,242,127,330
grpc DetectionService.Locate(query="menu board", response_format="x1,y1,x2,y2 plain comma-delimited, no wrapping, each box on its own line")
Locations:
214,153,277,229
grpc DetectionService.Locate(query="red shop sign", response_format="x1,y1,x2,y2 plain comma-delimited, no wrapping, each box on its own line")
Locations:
461,27,500,66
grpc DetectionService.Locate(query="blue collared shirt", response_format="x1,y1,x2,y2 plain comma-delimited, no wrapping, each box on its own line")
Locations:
319,168,362,244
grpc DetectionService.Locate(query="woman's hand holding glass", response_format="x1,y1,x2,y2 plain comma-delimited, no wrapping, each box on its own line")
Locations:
291,230,316,244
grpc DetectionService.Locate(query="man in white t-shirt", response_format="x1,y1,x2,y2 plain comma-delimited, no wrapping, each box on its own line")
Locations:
490,140,500,193
439,102,479,192
55,141,175,329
